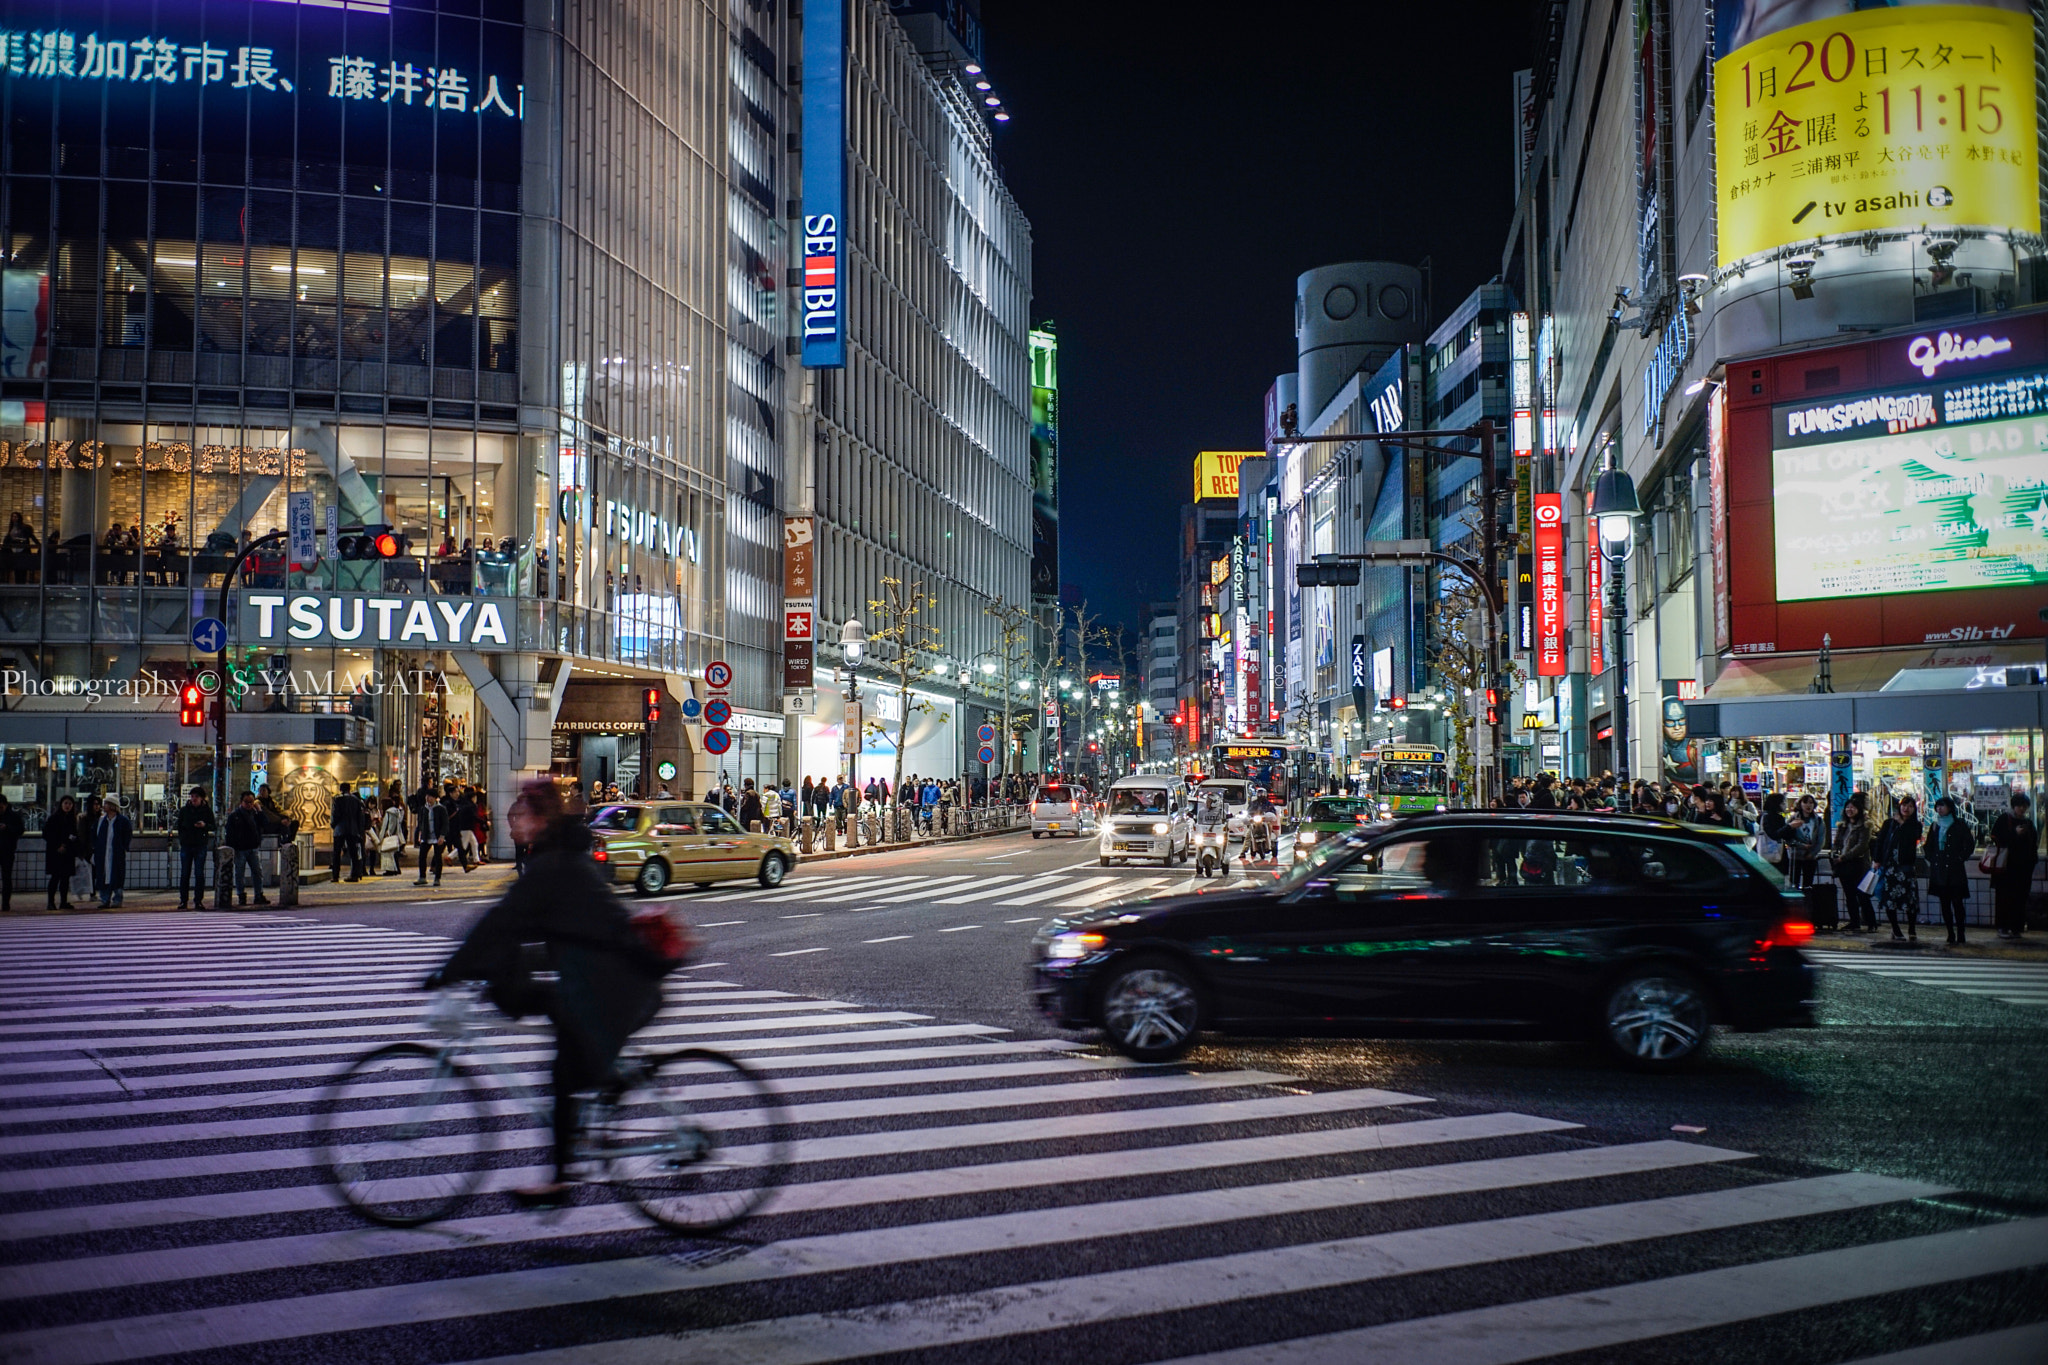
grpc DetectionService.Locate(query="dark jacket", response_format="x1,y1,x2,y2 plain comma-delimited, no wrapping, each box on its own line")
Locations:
438,822,667,1083
1922,818,1976,894
331,791,365,839
90,812,132,884
225,804,266,852
0,806,22,855
174,800,217,851
449,796,478,834
1989,813,2040,891
42,806,80,880
258,793,294,838
738,791,764,830
1831,815,1872,878
1874,816,1923,874
418,800,448,844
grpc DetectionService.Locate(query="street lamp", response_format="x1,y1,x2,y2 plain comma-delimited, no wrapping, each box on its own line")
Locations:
1589,467,1641,784
840,618,866,768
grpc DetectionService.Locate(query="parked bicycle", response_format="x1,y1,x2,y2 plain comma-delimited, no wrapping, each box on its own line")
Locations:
315,985,790,1234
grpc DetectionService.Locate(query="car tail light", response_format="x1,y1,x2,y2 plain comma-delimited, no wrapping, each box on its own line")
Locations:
1754,919,1814,955
593,847,608,862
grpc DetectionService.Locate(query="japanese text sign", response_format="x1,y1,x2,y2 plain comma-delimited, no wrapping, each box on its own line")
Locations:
1534,493,1567,677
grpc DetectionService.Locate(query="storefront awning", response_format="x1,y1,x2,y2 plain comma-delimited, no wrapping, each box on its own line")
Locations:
1703,643,2043,699
1689,683,2048,741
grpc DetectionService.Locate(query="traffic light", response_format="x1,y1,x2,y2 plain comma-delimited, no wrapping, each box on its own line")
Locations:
1295,559,1362,588
338,524,410,560
641,687,662,724
1387,695,1407,710
1484,687,1500,726
178,681,206,728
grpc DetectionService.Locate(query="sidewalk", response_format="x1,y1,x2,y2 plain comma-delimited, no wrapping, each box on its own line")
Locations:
1807,928,2048,963
3,821,1030,917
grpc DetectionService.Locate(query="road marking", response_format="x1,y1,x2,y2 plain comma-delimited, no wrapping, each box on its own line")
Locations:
1072,876,1172,906
779,913,823,919
863,935,913,943
1006,917,1045,923
861,875,980,902
936,873,1066,904
769,947,829,957
1154,1212,2037,1365
696,920,746,927
1832,1324,2048,1365
1001,874,1122,906
938,924,981,932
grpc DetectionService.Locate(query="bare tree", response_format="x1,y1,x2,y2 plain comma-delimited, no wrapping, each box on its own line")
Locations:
1067,600,1114,780
983,595,1034,799
864,576,947,804
1425,573,1519,804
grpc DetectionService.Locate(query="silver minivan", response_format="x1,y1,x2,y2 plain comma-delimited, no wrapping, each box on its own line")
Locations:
1097,775,1191,866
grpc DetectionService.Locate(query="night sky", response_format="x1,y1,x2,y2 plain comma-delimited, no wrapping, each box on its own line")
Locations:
988,1,1536,634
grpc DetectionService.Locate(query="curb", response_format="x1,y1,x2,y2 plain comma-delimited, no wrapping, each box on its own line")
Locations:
1808,931,2048,963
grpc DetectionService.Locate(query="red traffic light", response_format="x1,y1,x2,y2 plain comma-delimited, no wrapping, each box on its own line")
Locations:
178,682,206,728
641,687,662,724
1388,696,1406,710
372,531,402,557
1485,687,1499,707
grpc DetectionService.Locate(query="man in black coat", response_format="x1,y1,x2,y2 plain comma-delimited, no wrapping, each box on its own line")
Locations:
173,787,216,909
428,780,669,1205
449,789,479,872
331,787,367,883
224,792,270,907
0,794,22,913
90,797,132,908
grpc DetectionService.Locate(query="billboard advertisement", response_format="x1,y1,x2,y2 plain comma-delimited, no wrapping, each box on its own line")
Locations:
801,0,848,368
1723,314,2048,652
1028,328,1059,600
1194,451,1251,501
1712,1,2039,265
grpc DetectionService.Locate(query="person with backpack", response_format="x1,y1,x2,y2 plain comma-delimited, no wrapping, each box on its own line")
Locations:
424,777,677,1208
415,790,449,887
223,792,271,906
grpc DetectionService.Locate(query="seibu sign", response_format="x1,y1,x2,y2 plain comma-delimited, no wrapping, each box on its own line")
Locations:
240,593,516,651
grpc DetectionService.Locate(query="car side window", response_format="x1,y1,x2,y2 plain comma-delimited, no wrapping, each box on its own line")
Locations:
701,808,740,835
656,806,696,833
1324,835,1472,900
1625,839,1732,889
1478,835,1626,889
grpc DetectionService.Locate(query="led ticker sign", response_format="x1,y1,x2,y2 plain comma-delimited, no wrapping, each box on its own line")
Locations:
800,0,847,368
1771,363,2048,602
1533,493,1566,676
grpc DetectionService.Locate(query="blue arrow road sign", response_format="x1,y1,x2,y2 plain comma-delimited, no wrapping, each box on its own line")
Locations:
191,617,228,653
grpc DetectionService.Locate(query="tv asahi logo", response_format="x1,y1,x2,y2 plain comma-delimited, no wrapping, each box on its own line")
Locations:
801,214,839,343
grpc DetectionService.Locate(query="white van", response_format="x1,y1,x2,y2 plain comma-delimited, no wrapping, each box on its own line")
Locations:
1097,775,1191,866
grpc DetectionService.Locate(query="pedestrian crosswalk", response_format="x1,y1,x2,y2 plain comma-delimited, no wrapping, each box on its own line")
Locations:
1805,949,2048,1009
689,866,1278,911
2,913,2042,1365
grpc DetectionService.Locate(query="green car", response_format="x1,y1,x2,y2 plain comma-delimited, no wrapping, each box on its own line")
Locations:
1289,796,1376,864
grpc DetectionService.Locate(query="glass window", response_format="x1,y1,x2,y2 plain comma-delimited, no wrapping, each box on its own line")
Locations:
1318,834,1474,899
1624,839,1733,889
589,804,641,832
1306,799,1370,823
1110,788,1167,815
656,806,696,831
701,808,741,835
1479,835,1626,889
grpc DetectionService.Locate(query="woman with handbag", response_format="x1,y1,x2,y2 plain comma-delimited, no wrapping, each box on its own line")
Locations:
1873,794,1924,941
1757,793,1792,869
1987,792,2039,940
376,798,405,876
1832,795,1875,933
42,794,81,910
1922,796,1976,945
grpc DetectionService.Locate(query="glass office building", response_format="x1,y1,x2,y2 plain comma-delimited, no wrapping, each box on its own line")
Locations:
0,0,734,843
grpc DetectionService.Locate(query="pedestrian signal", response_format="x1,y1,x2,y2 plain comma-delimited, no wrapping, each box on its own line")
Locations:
178,681,206,728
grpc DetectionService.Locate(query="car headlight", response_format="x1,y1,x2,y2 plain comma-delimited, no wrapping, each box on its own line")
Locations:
1297,831,1315,845
1045,931,1106,960
1151,822,1169,835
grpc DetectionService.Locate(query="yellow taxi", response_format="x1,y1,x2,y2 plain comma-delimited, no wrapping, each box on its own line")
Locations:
586,802,797,895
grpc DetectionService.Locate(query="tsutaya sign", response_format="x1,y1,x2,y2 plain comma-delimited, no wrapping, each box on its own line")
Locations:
239,593,516,651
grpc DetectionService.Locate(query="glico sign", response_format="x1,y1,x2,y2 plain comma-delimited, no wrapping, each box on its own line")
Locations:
1720,312,2048,654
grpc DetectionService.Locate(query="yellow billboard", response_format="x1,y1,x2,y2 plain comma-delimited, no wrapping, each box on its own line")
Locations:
1713,3,2037,264
1194,450,1255,501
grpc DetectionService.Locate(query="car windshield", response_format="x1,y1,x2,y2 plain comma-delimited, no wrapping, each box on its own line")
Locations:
1111,789,1169,815
1198,782,1248,807
1377,762,1447,795
1272,829,1368,890
589,805,641,832
1306,799,1369,823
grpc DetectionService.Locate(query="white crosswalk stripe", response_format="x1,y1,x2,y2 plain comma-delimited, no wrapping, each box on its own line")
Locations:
1804,949,2048,1008
665,869,1188,910
1,914,2039,1365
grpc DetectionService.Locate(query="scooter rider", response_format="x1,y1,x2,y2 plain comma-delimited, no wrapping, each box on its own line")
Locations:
1246,787,1278,862
1194,787,1231,877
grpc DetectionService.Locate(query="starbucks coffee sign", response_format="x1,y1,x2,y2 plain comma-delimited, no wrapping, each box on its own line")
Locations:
239,593,517,651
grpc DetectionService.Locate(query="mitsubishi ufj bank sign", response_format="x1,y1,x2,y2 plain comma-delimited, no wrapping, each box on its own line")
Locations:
239,594,517,652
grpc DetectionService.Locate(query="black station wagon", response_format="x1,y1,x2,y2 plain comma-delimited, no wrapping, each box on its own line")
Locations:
1032,811,1818,1069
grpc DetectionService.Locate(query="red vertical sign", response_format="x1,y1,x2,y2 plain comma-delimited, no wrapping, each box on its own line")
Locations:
1534,493,1567,677
1707,385,1730,654
1586,533,1604,676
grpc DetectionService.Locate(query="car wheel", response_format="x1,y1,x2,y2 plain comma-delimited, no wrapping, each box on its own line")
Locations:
757,852,789,888
1602,968,1712,1070
635,859,670,896
1098,956,1202,1062
1098,855,1111,867
695,882,714,890
1032,831,1042,839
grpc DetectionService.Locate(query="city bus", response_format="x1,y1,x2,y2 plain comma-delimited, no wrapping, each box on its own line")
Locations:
1205,742,1301,802
1363,744,1450,815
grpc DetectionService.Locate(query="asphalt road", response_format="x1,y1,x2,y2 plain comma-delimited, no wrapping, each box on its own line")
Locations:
5,828,2046,1363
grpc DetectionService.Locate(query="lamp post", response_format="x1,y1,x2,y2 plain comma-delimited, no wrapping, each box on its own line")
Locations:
840,618,866,777
1589,466,1642,785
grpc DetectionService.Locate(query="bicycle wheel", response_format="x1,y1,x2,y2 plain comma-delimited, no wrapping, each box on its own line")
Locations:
316,1042,488,1227
598,1047,791,1234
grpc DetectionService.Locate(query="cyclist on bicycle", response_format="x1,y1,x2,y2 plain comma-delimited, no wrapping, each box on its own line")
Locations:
425,777,678,1207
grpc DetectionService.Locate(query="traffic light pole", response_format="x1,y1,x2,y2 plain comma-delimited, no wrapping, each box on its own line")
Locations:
209,530,288,818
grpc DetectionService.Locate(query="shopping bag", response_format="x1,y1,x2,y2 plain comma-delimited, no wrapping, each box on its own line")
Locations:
71,865,94,900
1857,868,1881,895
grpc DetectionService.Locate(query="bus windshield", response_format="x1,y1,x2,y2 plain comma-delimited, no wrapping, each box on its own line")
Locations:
1376,762,1447,795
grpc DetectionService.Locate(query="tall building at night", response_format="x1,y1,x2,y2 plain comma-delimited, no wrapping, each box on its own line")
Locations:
0,0,748,846
791,0,1034,785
